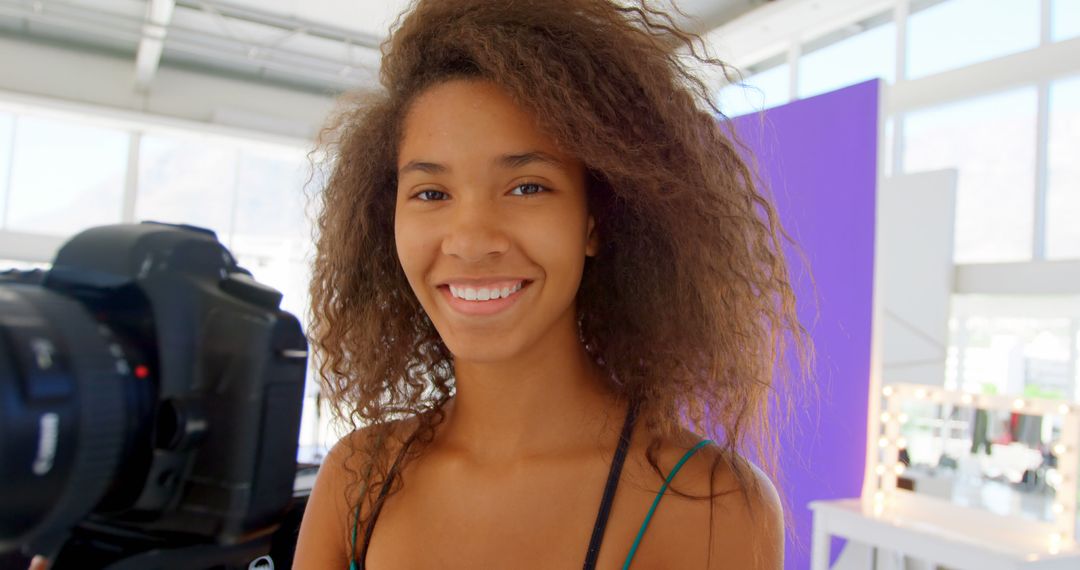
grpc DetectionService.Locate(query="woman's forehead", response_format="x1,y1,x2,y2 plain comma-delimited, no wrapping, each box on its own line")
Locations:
397,79,578,169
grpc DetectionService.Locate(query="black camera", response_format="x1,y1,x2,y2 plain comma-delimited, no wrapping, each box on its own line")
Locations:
0,222,308,569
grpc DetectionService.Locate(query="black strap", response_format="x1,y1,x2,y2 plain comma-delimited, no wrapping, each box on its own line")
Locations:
582,399,639,570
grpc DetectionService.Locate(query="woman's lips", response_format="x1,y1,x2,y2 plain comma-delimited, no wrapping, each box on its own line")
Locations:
437,281,531,317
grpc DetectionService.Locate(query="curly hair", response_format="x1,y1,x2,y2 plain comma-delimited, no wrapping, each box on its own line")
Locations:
308,0,814,562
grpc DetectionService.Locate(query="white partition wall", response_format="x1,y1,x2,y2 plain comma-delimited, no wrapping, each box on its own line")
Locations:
880,170,958,387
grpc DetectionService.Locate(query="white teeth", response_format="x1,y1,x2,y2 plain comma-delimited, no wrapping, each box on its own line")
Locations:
448,281,524,302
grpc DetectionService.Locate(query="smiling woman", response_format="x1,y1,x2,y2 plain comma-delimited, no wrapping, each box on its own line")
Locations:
296,1,813,569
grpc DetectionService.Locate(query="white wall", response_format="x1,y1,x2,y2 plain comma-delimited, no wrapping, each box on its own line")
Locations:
880,170,958,387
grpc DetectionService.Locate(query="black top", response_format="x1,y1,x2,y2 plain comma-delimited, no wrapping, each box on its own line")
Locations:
353,400,640,570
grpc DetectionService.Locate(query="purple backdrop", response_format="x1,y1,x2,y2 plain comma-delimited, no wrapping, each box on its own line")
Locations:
731,79,879,570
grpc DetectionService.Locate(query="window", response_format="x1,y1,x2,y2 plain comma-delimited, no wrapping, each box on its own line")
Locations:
0,113,12,226
798,14,896,99
883,117,894,178
718,56,790,118
1053,0,1080,42
902,88,1038,263
947,295,1079,401
6,115,128,236
906,0,1040,80
137,133,239,244
1046,75,1080,260
232,150,310,242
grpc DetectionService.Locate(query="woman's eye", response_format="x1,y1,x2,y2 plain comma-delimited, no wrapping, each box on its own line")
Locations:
415,189,448,201
509,183,549,196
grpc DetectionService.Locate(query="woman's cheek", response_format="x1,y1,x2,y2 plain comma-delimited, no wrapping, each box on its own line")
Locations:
395,214,433,294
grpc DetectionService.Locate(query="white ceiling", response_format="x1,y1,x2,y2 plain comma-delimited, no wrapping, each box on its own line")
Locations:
221,0,763,38
219,0,412,39
0,0,770,94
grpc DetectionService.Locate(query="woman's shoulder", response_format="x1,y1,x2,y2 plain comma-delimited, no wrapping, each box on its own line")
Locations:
293,417,418,569
629,429,783,569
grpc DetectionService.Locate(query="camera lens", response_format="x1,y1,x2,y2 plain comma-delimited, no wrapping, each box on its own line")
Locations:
0,284,142,552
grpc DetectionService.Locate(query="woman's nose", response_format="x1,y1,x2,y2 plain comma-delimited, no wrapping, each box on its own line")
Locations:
440,198,511,262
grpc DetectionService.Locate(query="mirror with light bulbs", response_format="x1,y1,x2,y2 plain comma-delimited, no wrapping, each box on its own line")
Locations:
872,384,1080,541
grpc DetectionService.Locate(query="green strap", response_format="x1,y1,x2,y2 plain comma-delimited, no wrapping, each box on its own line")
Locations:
349,428,389,570
621,438,713,570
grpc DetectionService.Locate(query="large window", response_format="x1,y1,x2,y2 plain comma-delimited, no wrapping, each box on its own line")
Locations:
902,88,1038,263
1053,0,1080,42
137,134,239,243
6,115,128,236
1047,75,1080,260
798,13,895,99
718,55,790,118
231,148,313,327
906,0,1040,80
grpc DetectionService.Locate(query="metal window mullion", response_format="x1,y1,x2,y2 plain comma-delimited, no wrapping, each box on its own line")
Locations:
1036,0,1053,261
123,131,141,224
892,0,908,177
1041,0,1052,46
787,42,801,101
895,0,909,84
1033,81,1051,260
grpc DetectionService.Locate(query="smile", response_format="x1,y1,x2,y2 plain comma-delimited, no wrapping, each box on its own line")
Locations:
448,280,524,301
437,279,532,316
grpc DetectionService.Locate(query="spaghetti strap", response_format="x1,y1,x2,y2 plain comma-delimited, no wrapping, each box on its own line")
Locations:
621,438,713,570
582,399,639,569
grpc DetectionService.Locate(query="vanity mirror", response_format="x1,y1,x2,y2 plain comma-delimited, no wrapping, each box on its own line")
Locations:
873,384,1080,543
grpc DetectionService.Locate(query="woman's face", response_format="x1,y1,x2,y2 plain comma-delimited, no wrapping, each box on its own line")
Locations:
394,78,598,363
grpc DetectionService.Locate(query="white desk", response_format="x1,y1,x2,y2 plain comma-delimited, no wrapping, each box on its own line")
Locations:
810,494,1080,570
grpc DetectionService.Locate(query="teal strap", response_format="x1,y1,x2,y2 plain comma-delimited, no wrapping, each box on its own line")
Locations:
621,438,713,570
348,428,389,570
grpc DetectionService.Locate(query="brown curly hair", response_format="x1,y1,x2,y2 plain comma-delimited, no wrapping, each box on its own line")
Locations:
308,0,815,562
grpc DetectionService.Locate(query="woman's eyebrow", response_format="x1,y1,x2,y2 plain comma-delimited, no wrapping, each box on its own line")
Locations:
397,150,565,176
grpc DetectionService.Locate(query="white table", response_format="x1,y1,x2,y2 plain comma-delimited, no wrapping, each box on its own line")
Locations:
810,493,1080,570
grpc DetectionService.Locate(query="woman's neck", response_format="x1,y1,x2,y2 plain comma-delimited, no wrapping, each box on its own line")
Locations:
437,314,623,465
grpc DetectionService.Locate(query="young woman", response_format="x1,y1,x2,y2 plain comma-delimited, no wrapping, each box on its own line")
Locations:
295,1,812,568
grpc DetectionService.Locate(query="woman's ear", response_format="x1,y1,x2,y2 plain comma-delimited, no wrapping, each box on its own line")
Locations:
585,215,599,257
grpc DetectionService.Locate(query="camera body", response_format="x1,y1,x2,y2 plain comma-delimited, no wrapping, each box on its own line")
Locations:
0,222,307,567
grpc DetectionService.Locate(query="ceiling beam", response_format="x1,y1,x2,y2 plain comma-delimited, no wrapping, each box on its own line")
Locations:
134,0,176,88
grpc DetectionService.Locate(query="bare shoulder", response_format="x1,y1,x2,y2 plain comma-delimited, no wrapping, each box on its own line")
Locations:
293,417,417,569
630,431,784,570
